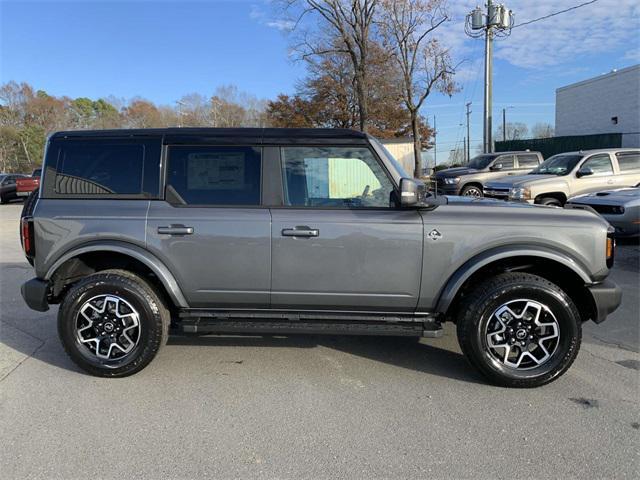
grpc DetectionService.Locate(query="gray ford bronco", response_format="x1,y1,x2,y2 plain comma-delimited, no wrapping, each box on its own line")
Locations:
20,128,622,387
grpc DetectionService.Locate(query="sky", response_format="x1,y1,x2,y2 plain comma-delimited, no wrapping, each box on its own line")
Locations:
1,0,639,163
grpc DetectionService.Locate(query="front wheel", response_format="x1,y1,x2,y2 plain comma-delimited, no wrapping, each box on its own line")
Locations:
58,269,170,377
460,185,483,197
456,272,581,388
537,197,563,207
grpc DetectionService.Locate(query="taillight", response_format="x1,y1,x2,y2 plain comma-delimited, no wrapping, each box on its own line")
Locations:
21,217,35,259
606,234,615,268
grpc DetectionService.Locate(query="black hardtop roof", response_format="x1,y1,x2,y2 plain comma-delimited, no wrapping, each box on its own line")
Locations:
50,128,370,145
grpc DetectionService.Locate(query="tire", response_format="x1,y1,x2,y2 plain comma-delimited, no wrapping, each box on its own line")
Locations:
537,197,563,207
460,185,483,197
0,194,6,204
456,272,581,388
57,269,170,377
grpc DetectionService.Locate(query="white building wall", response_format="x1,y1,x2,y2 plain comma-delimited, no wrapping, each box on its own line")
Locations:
555,64,640,147
380,141,415,176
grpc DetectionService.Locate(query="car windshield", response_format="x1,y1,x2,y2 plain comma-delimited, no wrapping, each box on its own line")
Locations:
531,154,583,175
467,154,497,170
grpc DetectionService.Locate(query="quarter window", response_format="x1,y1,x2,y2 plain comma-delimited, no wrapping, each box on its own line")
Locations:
166,146,261,206
281,147,395,208
616,152,640,172
55,140,159,196
581,155,613,175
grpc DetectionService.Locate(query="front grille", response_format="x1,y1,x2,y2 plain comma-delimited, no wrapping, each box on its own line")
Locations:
484,188,509,198
584,204,625,215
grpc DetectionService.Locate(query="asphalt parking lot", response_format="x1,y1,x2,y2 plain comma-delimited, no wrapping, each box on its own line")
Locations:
1,202,638,479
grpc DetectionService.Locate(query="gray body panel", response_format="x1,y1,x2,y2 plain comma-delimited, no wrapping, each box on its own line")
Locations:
270,209,423,311
146,202,271,308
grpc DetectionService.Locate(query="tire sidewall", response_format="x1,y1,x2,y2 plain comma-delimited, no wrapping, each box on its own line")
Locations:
462,185,483,197
58,276,163,375
467,282,580,384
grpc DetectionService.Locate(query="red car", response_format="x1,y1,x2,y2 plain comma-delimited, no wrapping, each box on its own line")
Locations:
16,169,41,197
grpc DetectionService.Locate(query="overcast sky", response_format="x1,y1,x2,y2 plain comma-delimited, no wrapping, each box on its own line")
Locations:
1,0,639,162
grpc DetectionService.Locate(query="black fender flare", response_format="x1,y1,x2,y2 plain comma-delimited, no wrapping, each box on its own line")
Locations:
434,244,593,314
44,240,189,308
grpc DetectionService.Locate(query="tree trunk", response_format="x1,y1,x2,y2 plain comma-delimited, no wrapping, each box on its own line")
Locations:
355,70,369,132
411,112,422,178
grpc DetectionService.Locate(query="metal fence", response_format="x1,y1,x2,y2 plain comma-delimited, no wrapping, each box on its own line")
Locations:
495,133,623,158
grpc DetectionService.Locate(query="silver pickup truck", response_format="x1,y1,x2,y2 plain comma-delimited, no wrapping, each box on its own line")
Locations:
20,128,621,387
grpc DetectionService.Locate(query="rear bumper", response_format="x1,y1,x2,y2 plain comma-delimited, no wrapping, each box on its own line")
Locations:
16,191,31,197
21,278,50,312
588,279,622,324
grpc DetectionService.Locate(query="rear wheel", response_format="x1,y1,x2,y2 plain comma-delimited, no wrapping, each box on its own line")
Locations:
456,273,581,388
461,185,483,197
58,269,169,377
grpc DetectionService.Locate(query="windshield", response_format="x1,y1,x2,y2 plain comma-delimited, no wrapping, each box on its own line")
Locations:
467,154,497,170
531,154,583,175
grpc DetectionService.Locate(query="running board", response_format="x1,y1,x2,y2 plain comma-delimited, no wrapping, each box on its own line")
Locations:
176,310,442,338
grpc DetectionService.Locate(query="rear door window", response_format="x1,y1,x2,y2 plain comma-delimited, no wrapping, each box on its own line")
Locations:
166,146,262,206
517,154,540,168
616,152,640,172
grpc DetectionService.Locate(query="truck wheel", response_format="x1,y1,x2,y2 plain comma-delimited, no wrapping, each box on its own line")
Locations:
58,269,170,377
456,272,581,388
537,197,563,207
461,185,483,197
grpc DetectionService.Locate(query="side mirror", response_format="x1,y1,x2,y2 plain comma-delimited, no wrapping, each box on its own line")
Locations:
577,166,594,178
490,163,503,171
399,178,426,207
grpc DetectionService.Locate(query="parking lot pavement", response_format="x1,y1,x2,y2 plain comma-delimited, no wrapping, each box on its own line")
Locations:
1,203,638,479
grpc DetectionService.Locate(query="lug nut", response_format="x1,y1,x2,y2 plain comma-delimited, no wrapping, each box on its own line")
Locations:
529,335,534,340
520,341,526,346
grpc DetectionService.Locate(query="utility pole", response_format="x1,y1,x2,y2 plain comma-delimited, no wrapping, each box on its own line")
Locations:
466,2,514,154
433,115,437,195
465,102,472,162
502,107,506,142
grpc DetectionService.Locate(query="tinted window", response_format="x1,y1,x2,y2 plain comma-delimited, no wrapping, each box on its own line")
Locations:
32,169,42,177
282,146,394,208
167,146,261,206
582,154,613,175
494,155,514,169
468,154,498,170
517,154,539,168
55,140,159,196
616,152,640,172
532,154,582,176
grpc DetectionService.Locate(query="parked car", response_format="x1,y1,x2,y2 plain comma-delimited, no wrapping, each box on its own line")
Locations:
0,173,27,204
433,151,543,197
20,128,621,387
16,168,41,197
567,187,640,237
484,149,640,206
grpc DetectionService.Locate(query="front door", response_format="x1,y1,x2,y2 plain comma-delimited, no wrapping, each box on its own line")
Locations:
146,145,271,308
270,146,423,312
571,153,616,196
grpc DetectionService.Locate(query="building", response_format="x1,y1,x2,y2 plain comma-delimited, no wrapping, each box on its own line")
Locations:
380,138,416,175
555,64,640,147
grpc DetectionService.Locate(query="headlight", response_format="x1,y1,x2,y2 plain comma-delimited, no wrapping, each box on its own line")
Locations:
509,187,531,200
444,177,460,185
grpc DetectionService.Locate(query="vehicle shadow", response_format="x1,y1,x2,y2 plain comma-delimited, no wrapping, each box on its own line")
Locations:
168,333,483,384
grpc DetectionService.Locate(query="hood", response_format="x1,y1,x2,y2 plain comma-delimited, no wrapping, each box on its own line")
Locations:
569,187,640,207
444,195,535,208
485,173,555,189
435,167,479,178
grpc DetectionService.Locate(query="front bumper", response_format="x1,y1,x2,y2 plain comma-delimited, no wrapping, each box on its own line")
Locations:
588,279,622,324
21,278,50,312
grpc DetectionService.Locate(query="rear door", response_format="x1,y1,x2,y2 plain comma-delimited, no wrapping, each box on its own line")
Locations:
614,151,640,187
270,145,423,312
146,144,271,308
515,153,541,173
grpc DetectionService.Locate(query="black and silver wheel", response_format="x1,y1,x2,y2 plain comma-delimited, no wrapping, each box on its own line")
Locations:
456,272,581,388
58,269,169,377
461,185,483,197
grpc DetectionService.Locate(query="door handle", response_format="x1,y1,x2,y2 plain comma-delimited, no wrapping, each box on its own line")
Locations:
157,225,194,235
281,227,319,238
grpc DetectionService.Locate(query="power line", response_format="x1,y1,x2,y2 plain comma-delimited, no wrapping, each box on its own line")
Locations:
513,0,599,28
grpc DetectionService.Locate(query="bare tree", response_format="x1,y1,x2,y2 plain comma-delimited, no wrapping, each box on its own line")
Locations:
378,0,457,177
283,0,379,132
531,122,554,139
495,122,529,141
